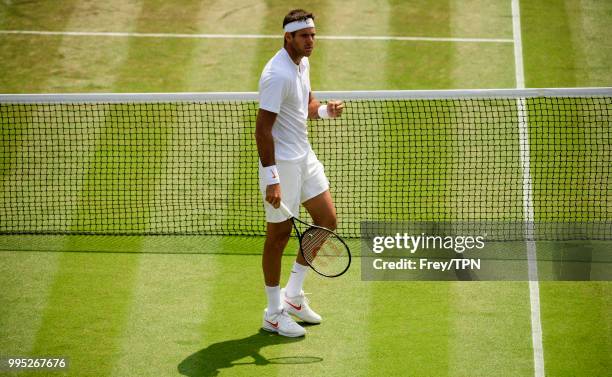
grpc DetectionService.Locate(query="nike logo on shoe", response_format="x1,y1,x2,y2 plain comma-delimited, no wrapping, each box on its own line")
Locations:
285,300,302,311
265,320,279,328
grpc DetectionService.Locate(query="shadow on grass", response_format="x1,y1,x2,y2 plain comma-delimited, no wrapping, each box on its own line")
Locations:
178,329,321,376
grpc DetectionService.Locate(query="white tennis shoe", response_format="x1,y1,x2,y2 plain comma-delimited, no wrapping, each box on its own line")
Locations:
281,288,322,324
262,308,306,337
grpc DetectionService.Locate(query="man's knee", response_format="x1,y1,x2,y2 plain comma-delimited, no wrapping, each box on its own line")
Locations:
266,222,292,250
269,232,291,249
317,214,337,231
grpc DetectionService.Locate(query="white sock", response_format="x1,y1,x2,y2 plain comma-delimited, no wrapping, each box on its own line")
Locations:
285,262,309,297
265,285,282,314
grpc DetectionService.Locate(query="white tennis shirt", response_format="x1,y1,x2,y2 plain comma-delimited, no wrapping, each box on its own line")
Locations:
258,48,312,162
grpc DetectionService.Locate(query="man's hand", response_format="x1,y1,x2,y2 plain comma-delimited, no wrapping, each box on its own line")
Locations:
265,183,281,208
327,100,345,118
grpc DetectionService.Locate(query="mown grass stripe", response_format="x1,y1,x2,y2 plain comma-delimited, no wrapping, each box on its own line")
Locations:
539,281,611,376
28,251,139,376
521,0,578,87
448,282,535,376
569,0,612,86
106,2,228,372
111,252,221,376
28,3,146,376
450,0,515,88
0,1,79,93
0,251,61,359
362,3,449,376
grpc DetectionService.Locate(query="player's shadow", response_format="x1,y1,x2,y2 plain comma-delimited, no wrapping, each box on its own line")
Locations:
178,329,314,377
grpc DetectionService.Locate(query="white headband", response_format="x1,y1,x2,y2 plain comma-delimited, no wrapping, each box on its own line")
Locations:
283,18,315,33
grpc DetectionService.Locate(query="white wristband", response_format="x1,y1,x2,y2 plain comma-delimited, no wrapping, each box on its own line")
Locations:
317,104,330,119
262,165,280,185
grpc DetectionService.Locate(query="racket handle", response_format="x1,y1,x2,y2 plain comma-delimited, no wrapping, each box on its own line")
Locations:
278,202,294,218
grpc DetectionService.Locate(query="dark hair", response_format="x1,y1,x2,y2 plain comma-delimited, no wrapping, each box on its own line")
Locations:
282,9,314,28
282,9,314,46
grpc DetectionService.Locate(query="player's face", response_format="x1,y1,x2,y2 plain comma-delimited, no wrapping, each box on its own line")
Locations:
290,27,316,57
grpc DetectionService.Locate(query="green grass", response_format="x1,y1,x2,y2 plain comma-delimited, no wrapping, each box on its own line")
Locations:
0,236,537,377
522,0,612,87
1,0,611,376
539,281,611,377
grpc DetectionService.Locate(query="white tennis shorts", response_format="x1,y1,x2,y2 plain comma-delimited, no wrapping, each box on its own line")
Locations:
259,150,329,223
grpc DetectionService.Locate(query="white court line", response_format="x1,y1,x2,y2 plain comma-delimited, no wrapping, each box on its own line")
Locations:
512,1,545,377
0,29,513,43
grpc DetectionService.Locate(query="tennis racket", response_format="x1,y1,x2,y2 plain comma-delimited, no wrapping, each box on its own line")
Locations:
279,202,351,278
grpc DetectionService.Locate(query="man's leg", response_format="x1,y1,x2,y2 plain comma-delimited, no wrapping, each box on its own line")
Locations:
262,220,292,289
282,190,336,324
302,189,337,233
292,189,337,271
261,219,306,337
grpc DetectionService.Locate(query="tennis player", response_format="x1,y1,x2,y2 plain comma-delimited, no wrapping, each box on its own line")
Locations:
255,9,344,337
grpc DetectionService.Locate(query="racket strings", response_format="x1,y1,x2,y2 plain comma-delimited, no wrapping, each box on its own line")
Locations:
302,227,349,276
301,228,331,259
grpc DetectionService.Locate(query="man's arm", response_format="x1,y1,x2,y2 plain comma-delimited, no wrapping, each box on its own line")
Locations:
308,92,345,119
308,93,322,119
255,108,282,208
255,108,277,167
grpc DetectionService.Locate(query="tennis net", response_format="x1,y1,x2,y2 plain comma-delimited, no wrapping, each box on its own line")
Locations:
1,88,610,239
